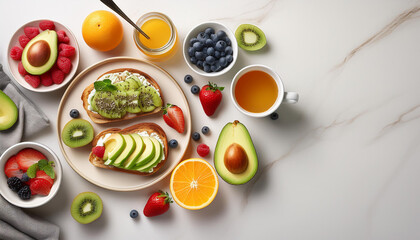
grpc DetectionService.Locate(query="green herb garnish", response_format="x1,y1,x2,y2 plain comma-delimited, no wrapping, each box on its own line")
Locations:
94,79,117,92
26,159,55,179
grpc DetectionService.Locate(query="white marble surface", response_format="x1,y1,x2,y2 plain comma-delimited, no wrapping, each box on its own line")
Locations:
1,0,420,239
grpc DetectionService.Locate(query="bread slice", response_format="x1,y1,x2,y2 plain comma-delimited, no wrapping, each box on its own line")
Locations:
89,123,168,176
81,68,163,124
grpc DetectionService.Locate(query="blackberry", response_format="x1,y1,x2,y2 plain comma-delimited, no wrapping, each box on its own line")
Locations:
17,185,31,200
7,177,23,192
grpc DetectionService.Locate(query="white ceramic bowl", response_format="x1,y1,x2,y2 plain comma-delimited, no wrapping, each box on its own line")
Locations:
183,22,238,77
7,19,80,92
0,142,63,208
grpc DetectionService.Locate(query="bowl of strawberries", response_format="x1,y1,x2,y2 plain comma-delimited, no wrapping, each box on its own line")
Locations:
7,19,79,92
0,142,62,208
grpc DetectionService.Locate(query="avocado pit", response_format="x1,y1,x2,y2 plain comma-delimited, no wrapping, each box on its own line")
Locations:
27,40,51,67
224,143,248,174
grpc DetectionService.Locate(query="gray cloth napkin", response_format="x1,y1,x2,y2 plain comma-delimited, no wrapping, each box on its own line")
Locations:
0,64,50,153
0,64,59,239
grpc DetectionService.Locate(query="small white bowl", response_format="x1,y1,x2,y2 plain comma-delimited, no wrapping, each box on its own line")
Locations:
0,142,63,208
7,19,80,92
183,22,238,77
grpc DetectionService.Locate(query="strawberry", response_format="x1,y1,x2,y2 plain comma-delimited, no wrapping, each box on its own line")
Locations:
163,104,185,133
4,155,24,178
30,178,52,196
199,82,224,116
92,146,105,158
143,191,173,217
34,170,54,185
16,148,47,171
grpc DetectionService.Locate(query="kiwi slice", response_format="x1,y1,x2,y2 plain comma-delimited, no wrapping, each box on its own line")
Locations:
235,24,267,51
71,192,103,224
138,86,162,112
62,119,94,148
126,90,142,113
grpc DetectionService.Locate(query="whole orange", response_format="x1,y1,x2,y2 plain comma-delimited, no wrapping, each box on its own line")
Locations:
82,10,123,51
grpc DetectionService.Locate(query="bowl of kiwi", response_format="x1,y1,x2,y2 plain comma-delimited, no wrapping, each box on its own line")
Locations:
183,22,238,77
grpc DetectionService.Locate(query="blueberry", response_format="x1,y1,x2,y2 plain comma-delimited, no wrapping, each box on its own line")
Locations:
21,173,30,182
207,47,215,56
203,64,211,73
192,132,200,141
169,139,178,148
224,36,231,46
205,38,214,47
196,60,204,69
216,30,226,39
184,75,193,84
211,62,222,72
190,57,197,64
130,210,139,218
220,51,226,57
70,109,79,118
224,46,233,55
201,126,210,134
226,54,233,63
191,85,200,94
188,47,195,57
195,51,205,61
193,41,204,51
205,27,215,35
270,112,279,120
189,38,199,46
197,32,209,41
214,51,221,59
205,55,216,65
219,57,227,67
210,34,218,42
202,47,208,55
215,40,227,51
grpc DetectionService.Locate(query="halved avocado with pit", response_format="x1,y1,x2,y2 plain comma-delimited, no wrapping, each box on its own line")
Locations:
21,30,58,75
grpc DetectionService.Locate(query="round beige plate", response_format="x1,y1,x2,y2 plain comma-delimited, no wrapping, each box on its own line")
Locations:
57,57,191,191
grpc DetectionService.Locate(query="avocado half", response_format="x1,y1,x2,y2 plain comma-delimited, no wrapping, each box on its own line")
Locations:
21,30,58,75
0,90,18,131
214,120,258,185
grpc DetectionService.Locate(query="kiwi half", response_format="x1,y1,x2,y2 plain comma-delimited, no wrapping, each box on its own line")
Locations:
62,119,94,148
71,192,103,224
235,24,267,51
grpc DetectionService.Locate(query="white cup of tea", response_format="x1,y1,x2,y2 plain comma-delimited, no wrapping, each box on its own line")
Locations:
231,64,299,117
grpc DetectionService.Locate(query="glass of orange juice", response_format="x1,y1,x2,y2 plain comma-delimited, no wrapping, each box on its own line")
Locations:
133,12,178,61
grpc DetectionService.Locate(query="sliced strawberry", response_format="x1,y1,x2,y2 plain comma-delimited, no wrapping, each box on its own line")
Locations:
92,146,105,158
16,148,47,171
163,104,185,133
4,155,24,178
34,170,54,185
30,178,52,196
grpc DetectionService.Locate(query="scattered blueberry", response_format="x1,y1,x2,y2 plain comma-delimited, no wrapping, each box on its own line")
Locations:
21,173,30,182
70,109,79,118
192,132,201,141
191,85,200,94
225,46,233,55
215,40,227,51
204,27,215,35
169,139,178,148
7,177,22,192
130,210,139,218
184,75,193,84
17,185,31,200
270,112,279,120
201,126,210,134
216,30,226,39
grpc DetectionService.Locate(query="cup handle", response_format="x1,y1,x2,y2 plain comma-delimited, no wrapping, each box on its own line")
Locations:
283,92,299,104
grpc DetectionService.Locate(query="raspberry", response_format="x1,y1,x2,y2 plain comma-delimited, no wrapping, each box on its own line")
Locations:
10,46,23,61
56,56,72,74
24,27,40,39
17,185,31,200
7,177,23,192
56,30,69,43
18,62,28,75
30,178,52,196
92,146,105,158
19,35,30,48
58,43,76,57
51,67,65,84
40,72,53,86
24,75,41,88
197,143,210,157
39,20,55,31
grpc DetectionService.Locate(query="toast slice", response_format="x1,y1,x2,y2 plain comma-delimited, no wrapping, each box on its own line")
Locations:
81,68,163,124
89,123,168,176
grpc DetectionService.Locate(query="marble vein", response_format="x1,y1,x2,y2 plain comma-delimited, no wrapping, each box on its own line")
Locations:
334,6,420,70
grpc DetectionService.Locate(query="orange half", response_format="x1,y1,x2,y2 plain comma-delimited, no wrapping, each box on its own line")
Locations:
170,158,219,210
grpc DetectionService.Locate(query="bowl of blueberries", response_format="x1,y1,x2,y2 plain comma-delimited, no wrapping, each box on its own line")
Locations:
183,22,238,77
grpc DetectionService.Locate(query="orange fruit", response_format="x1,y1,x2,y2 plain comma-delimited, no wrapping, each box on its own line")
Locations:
82,10,123,51
170,158,219,210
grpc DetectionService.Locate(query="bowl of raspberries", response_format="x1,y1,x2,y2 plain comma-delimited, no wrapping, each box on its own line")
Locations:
0,142,63,208
7,19,79,92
